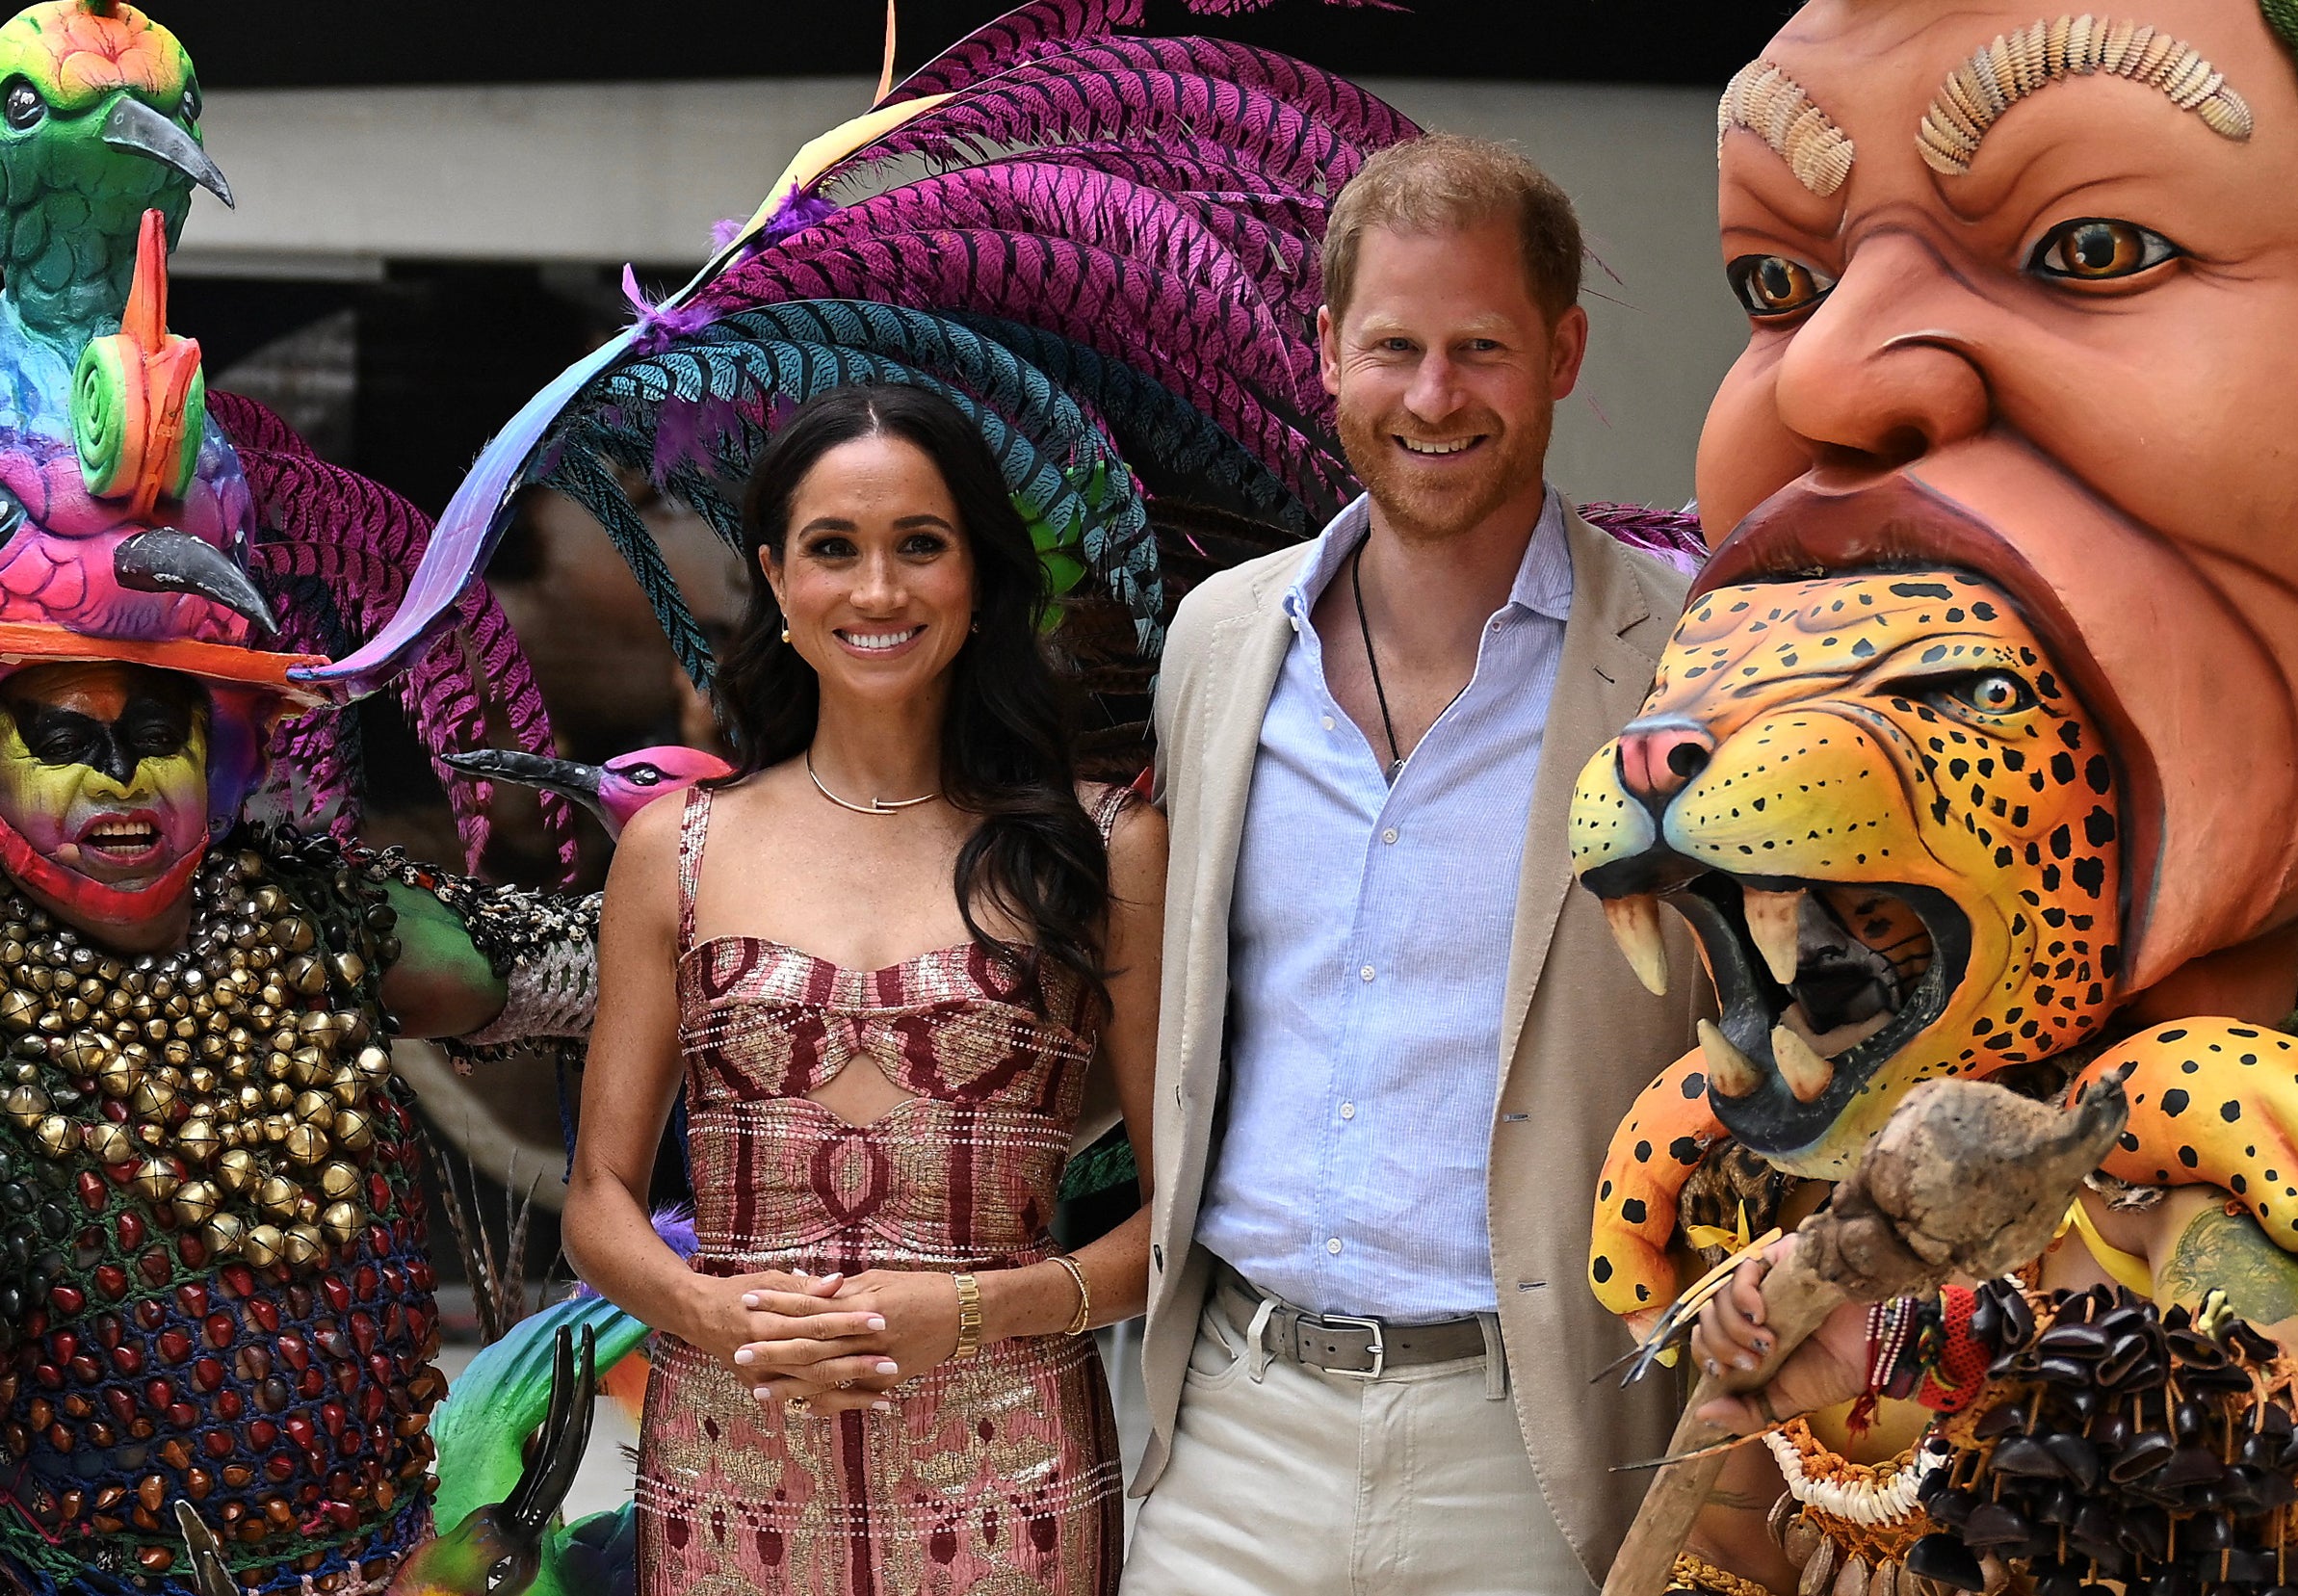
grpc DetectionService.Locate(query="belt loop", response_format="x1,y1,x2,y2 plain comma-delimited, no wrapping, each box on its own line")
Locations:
1477,1312,1507,1400
1244,1296,1279,1384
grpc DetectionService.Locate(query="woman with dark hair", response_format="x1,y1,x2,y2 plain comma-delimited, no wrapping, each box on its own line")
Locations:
563,382,1163,1593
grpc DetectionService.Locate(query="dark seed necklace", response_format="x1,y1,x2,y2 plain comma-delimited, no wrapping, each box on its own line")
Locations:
1350,539,1406,783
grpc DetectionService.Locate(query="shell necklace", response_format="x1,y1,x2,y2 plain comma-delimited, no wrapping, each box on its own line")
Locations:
806,747,940,816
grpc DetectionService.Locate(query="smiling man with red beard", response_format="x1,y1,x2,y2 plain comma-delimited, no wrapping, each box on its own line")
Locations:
1123,134,1709,1596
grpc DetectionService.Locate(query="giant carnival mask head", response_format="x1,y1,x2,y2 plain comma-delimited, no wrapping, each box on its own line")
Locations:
1573,0,2298,1172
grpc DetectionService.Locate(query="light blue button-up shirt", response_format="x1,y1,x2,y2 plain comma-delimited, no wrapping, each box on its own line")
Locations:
1196,489,1575,1321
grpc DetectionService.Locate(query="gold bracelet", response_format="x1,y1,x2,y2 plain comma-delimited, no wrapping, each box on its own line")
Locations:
1667,1552,1775,1596
952,1271,983,1360
1050,1254,1091,1336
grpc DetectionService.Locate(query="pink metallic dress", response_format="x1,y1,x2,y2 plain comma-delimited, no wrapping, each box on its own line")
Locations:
635,784,1128,1595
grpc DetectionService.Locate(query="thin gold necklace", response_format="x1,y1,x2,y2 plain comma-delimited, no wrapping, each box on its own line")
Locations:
806,746,941,815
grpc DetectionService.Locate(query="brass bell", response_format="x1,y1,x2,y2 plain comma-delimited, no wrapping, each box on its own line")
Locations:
331,1108,373,1152
32,1113,72,1157
0,987,39,1032
283,956,325,997
202,1213,247,1257
282,1225,323,1269
93,1052,138,1099
274,916,316,954
172,1180,222,1227
215,1148,257,1192
131,1157,182,1204
328,1068,362,1109
331,952,367,988
256,1175,300,1220
354,1045,390,1084
319,1202,361,1246
176,1120,220,1164
291,1046,326,1085
128,1076,176,1118
282,1122,328,1165
84,1120,134,1164
241,1224,284,1269
3,1081,48,1127
291,1090,334,1131
186,1065,216,1094
61,1031,111,1074
317,1160,359,1201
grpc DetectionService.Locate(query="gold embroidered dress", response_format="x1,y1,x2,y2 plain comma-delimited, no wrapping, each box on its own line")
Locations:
635,784,1126,1595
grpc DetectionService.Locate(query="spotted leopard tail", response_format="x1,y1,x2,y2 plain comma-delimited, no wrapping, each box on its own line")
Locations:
2070,1019,2298,1251
1591,1048,1728,1317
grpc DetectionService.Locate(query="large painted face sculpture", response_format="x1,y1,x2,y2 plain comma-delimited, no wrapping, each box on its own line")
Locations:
1573,570,2122,1175
1696,0,2298,1002
0,657,207,948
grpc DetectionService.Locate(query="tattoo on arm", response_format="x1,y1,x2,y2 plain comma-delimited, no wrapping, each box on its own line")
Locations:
2158,1202,2298,1327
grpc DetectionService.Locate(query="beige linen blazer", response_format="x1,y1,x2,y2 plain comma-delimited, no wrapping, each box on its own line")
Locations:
1136,507,1707,1583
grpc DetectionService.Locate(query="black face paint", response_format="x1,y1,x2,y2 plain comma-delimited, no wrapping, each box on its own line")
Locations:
6,691,197,786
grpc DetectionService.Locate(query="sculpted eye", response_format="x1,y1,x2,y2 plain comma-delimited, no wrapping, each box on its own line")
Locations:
627,764,662,786
2,80,43,132
2028,218,2180,282
1928,670,2036,718
1726,254,1836,318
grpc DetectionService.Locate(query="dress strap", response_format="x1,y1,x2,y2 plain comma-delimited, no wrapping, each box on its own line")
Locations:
675,784,716,954
1086,780,1136,843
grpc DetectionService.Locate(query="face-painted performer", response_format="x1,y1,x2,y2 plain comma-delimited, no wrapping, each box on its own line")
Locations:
0,6,632,1593
1570,3,2298,1595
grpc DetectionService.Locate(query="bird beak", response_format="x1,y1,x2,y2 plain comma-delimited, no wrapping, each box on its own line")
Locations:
114,529,277,634
501,1324,597,1542
100,96,233,208
442,748,611,824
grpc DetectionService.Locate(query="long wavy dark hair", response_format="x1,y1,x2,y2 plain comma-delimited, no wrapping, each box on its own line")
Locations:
714,382,1110,1007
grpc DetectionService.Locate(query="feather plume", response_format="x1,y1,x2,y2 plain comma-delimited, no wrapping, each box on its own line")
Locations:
882,0,1149,104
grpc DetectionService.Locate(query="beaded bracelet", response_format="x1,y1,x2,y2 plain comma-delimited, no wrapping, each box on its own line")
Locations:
1665,1551,1777,1596
1865,1284,1992,1414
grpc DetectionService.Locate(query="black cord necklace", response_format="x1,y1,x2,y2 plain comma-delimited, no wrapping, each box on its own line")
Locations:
1350,539,1406,782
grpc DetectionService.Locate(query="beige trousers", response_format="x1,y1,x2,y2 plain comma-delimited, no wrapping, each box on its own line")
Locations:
1121,1293,1596,1596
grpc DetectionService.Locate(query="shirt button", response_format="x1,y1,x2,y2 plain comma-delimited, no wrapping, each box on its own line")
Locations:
1359,964,1375,982
1381,827,1398,845
1340,1102,1356,1121
1321,715,1335,731
1326,1238,1344,1255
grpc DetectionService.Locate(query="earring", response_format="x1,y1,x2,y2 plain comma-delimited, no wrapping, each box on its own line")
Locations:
780,624,792,643
970,616,980,634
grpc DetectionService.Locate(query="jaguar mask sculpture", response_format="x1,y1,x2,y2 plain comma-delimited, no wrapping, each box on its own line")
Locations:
1575,570,2129,1308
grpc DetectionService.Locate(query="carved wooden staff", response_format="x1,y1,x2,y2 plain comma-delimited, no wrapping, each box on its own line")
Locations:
1604,1070,2133,1596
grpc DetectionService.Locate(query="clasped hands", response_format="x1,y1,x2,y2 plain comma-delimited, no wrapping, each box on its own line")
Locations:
697,1268,965,1418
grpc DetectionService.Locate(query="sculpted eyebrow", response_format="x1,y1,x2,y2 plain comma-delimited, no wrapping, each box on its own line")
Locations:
1919,16,2253,175
1718,59,1856,197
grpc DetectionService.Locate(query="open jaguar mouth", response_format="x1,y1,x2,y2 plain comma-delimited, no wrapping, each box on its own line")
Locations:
1584,857,1971,1158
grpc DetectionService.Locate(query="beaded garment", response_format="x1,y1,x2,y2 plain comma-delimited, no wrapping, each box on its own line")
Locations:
634,785,1128,1596
0,827,442,1595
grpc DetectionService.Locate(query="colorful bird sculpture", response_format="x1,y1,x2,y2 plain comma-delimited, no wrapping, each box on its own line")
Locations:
0,0,229,430
443,745,735,840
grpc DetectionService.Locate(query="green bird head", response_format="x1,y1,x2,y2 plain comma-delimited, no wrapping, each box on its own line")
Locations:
387,1321,603,1596
0,0,228,351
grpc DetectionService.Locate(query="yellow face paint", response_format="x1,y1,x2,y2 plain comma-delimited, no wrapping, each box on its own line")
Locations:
0,661,211,941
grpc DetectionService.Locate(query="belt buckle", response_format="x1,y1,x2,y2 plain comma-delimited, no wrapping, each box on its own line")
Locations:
1311,1312,1386,1379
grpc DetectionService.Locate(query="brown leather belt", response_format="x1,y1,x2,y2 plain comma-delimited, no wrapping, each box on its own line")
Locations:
1214,1263,1490,1378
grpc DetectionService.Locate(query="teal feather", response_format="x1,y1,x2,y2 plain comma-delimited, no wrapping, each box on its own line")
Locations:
546,446,720,691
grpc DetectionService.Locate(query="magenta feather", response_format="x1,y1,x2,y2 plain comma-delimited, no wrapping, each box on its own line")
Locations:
785,161,1320,319
882,0,1148,104
1577,503,1710,578
820,64,1380,198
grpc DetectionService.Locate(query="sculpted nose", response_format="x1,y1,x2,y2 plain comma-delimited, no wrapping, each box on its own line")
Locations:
1768,237,1990,472
1616,722,1712,807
